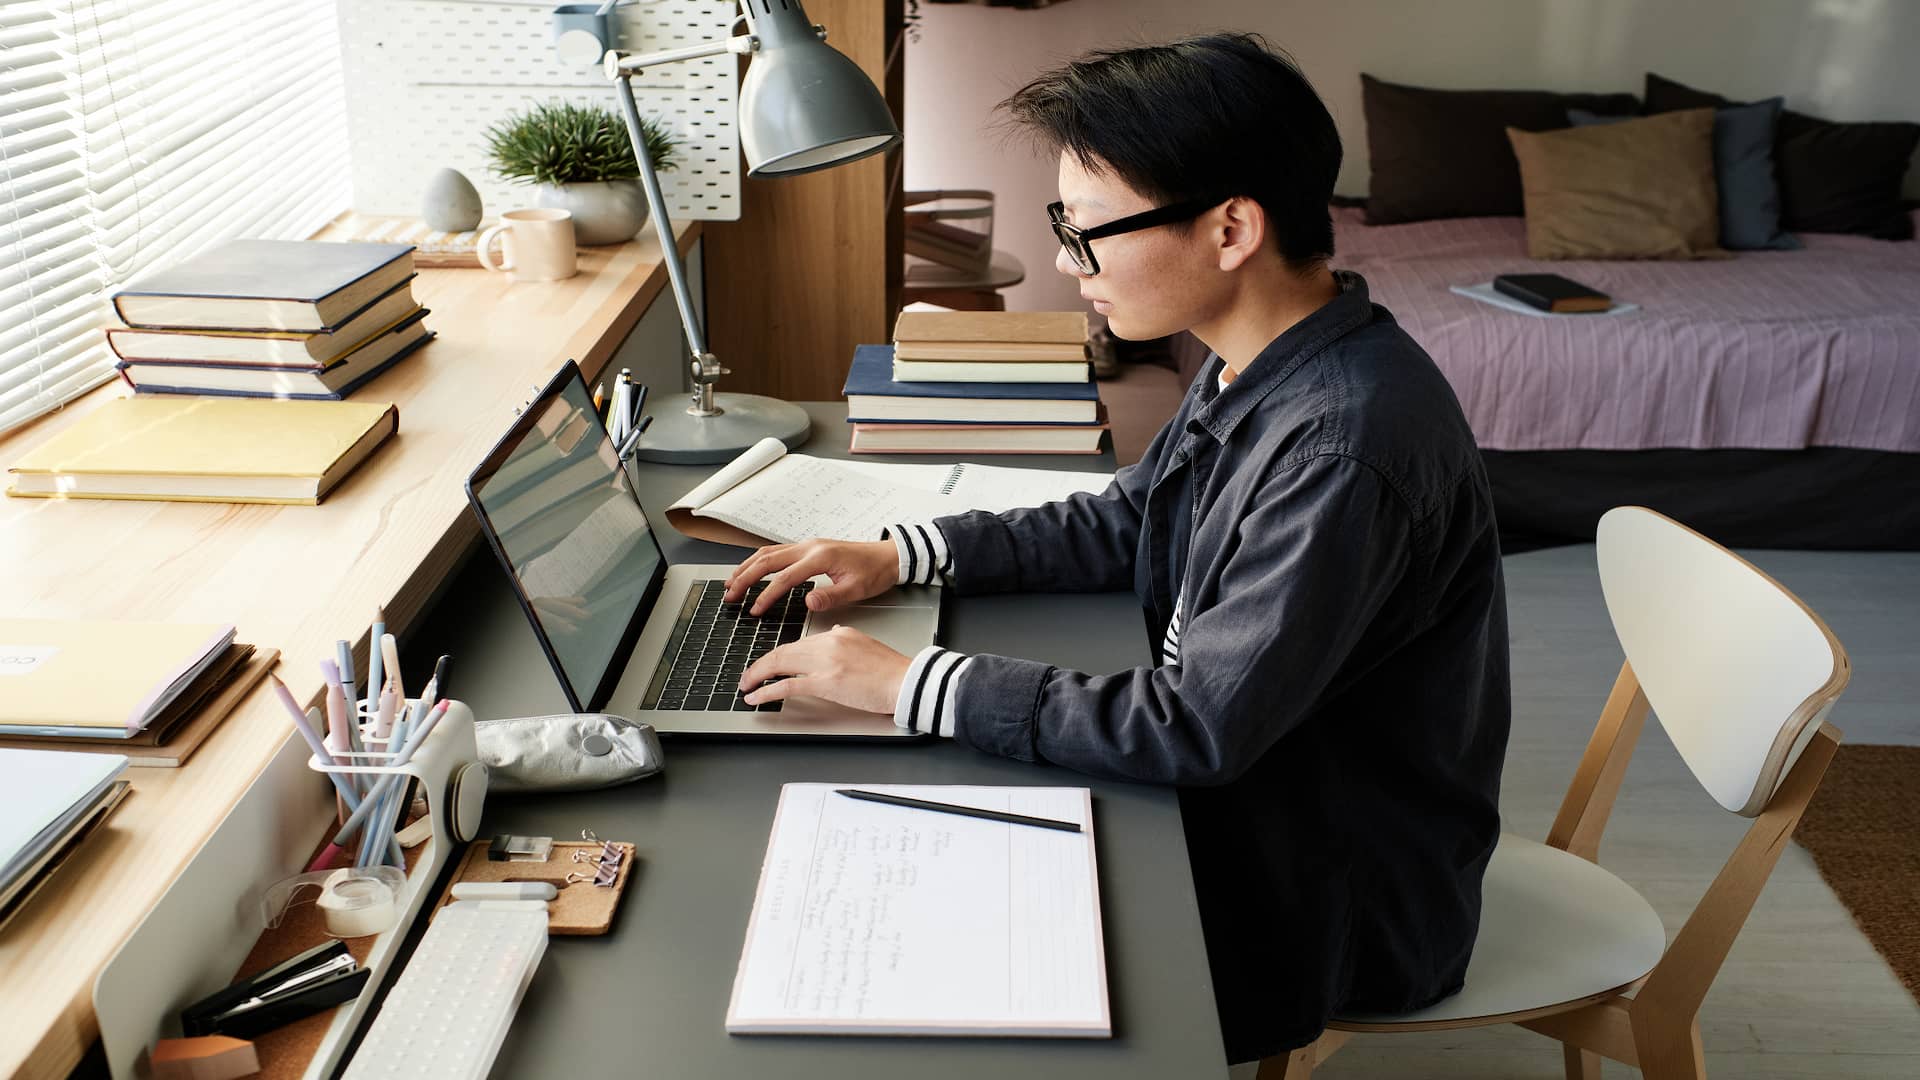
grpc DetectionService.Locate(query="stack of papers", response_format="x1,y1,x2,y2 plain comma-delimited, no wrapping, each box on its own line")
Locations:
0,749,130,925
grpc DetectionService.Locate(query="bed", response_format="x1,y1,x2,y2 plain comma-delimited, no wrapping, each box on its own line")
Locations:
1323,205,1920,550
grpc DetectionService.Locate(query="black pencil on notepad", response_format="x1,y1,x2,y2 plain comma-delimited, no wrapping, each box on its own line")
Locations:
835,788,1083,833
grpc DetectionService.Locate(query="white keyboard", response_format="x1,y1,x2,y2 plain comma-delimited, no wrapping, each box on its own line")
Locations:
343,904,548,1080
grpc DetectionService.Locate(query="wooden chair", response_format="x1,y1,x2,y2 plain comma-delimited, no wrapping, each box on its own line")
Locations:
1264,506,1852,1080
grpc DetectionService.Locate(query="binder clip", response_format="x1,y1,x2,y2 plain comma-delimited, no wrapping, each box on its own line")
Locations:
180,941,370,1040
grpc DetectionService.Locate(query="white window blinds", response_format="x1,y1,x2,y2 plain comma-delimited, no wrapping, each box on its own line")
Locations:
0,0,351,436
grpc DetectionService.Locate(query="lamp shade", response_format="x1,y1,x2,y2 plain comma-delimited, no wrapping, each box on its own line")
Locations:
739,4,901,177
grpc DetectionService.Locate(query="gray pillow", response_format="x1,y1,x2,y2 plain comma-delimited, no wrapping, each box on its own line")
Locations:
1570,100,1800,250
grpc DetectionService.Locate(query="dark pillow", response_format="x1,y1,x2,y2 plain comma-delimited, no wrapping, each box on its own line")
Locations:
1571,98,1798,250
1644,73,1919,240
1361,74,1640,224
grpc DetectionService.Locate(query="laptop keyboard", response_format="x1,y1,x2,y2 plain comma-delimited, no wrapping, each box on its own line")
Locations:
640,580,812,712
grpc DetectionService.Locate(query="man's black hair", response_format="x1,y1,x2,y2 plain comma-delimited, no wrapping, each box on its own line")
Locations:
1000,33,1341,273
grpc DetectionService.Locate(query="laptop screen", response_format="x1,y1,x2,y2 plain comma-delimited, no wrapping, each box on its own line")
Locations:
466,364,665,712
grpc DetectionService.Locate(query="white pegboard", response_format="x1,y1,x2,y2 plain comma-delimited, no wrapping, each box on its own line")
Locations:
339,0,742,223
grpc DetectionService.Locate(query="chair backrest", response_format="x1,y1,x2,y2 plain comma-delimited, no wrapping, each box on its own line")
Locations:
1595,507,1850,817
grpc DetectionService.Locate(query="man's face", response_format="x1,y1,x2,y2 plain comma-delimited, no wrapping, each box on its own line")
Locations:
1053,151,1217,341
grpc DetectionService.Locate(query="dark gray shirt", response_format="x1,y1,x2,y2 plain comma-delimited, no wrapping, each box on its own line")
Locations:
924,271,1511,1061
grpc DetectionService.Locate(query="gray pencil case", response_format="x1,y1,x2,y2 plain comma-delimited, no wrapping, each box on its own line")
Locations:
473,713,664,793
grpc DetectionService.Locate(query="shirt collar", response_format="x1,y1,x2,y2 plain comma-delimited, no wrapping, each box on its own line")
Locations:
1190,270,1374,444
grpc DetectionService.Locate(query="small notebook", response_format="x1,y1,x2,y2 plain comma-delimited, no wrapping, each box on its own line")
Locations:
664,436,1113,548
728,783,1110,1037
6,396,399,504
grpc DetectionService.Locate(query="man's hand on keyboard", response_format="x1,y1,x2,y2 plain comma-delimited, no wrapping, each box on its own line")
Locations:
724,538,897,617
737,625,911,714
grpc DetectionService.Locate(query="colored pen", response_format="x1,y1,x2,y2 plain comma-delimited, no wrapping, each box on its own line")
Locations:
431,654,451,701
270,675,364,811
380,633,405,708
365,608,386,716
834,789,1083,833
611,373,631,444
373,684,398,742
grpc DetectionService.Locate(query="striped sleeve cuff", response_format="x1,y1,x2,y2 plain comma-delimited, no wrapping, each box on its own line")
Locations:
893,645,970,738
882,522,955,586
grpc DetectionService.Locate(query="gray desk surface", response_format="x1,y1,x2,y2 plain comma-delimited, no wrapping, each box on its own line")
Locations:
407,402,1225,1078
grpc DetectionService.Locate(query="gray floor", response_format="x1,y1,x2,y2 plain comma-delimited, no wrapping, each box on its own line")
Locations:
1238,544,1920,1078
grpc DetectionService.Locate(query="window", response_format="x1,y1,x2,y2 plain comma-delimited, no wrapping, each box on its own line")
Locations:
0,0,351,435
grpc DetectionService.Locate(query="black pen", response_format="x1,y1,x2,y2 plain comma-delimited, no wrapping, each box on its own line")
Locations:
835,789,1083,833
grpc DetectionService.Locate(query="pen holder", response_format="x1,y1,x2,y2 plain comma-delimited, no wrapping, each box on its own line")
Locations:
293,698,488,1078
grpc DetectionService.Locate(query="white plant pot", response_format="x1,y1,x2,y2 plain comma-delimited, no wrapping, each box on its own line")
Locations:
535,180,649,246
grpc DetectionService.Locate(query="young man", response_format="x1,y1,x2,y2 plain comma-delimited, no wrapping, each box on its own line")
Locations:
727,34,1510,1065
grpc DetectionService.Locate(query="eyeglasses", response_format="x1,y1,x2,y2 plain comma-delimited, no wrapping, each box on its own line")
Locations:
1046,197,1221,276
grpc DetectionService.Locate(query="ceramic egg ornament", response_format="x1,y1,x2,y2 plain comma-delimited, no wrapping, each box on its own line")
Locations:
422,168,483,232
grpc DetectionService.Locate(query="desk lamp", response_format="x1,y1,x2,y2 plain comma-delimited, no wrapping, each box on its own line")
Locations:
603,1,900,463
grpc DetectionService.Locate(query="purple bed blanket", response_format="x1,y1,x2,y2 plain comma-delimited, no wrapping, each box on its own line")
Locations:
1333,206,1920,452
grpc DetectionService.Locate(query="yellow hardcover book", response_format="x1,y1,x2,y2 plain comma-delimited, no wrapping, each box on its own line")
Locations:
0,620,235,734
6,396,398,505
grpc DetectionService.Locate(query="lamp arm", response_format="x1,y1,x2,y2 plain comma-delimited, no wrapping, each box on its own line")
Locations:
609,70,725,416
604,34,757,76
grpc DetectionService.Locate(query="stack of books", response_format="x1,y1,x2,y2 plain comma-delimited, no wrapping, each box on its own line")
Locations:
108,239,434,399
843,312,1107,455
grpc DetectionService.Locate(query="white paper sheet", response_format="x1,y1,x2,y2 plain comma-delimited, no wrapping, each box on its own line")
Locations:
727,783,1110,1037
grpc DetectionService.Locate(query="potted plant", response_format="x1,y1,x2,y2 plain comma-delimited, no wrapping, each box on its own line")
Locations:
485,100,680,246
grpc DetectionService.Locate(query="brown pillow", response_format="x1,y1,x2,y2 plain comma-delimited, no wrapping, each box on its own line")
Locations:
1506,108,1724,260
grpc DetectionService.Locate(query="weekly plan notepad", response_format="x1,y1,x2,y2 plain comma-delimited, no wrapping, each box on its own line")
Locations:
727,784,1111,1037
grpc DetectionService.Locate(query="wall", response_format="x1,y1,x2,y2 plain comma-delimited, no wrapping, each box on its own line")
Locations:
904,0,1920,313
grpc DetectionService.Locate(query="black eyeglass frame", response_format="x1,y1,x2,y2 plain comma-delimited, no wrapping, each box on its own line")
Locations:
1046,197,1222,276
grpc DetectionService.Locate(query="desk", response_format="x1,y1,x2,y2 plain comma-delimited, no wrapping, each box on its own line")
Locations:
402,402,1227,1078
0,223,699,1079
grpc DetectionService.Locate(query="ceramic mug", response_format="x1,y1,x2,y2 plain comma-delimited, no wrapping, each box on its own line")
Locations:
475,208,578,282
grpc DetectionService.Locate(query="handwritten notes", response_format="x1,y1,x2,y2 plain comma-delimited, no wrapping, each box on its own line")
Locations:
727,784,1110,1037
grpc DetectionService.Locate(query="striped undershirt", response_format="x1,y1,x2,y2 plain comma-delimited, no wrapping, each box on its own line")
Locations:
882,520,1185,738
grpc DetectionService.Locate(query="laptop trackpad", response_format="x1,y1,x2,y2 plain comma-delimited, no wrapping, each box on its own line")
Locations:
806,603,939,656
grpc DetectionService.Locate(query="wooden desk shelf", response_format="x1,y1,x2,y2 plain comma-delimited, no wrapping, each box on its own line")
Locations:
0,221,700,1080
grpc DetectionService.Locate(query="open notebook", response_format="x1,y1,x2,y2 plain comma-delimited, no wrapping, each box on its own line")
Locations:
666,437,1114,548
727,783,1110,1037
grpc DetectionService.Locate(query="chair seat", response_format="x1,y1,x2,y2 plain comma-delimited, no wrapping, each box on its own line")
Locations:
1333,833,1666,1028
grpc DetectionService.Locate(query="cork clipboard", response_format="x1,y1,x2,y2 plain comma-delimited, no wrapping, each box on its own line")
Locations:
432,839,635,935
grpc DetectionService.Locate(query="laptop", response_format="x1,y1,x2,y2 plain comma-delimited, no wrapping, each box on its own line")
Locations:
465,362,939,738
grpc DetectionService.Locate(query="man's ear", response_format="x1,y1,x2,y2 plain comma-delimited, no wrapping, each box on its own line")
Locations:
1215,196,1266,272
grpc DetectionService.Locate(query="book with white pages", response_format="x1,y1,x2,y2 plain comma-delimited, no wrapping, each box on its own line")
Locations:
664,436,1114,549
727,783,1110,1037
1449,282,1639,317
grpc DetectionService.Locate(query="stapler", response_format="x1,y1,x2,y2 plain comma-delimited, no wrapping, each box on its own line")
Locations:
180,940,370,1039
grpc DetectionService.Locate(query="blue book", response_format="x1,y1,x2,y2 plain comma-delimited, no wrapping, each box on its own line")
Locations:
842,345,1100,424
113,239,416,333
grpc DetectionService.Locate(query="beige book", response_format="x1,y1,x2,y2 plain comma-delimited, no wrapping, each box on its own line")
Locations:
892,341,1091,362
893,310,1089,346
6,396,398,505
0,620,235,733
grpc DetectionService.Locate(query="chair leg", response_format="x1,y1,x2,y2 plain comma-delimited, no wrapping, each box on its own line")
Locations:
1254,1030,1350,1080
1634,1017,1706,1080
1563,1042,1603,1080
1255,1045,1316,1080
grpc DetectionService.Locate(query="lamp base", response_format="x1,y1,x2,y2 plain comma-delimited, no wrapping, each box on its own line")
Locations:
626,392,811,464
